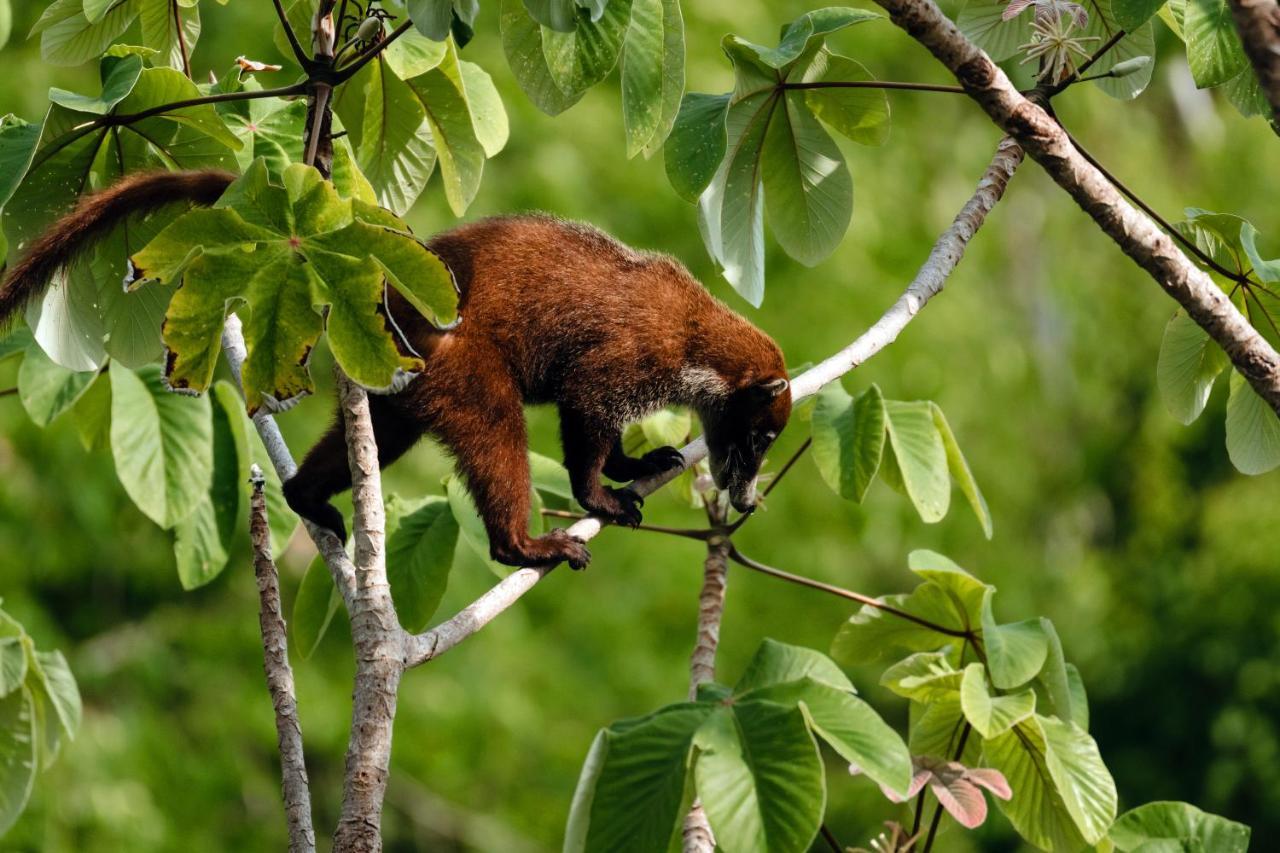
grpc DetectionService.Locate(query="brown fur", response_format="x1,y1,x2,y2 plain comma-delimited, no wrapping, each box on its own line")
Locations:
1,171,792,570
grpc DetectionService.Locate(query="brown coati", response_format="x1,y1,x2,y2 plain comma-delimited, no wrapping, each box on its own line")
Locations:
0,170,792,569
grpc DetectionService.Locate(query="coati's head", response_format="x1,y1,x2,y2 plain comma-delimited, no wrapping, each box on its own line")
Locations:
702,375,792,514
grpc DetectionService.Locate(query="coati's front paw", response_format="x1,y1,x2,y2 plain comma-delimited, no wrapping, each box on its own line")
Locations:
282,478,348,543
638,446,686,476
584,487,644,528
492,529,592,570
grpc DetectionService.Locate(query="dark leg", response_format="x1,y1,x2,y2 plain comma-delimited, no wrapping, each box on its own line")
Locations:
283,395,425,542
601,438,686,483
430,369,591,570
560,410,645,527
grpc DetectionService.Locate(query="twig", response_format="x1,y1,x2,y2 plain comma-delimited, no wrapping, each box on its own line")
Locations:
762,437,812,498
727,547,972,639
0,387,17,397
540,508,711,541
87,83,309,129
820,823,845,853
220,316,358,610
274,0,313,68
871,0,1280,412
782,80,966,94
172,0,193,79
1227,0,1280,123
401,136,1023,670
250,465,317,853
334,21,414,83
1063,128,1253,285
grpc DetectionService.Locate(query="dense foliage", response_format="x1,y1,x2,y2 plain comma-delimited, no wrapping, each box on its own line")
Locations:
0,0,1276,849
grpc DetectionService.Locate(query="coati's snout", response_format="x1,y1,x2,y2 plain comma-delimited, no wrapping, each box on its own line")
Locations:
705,376,792,513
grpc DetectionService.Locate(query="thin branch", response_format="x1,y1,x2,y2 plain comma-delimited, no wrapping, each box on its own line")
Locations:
540,508,711,541
334,21,414,83
172,0,193,79
782,80,966,94
249,465,317,853
89,83,309,129
220,316,358,610
762,437,812,498
1063,128,1252,285
1227,0,1280,123
921,724,973,853
871,0,1280,412
728,547,972,640
820,824,845,853
274,0,313,68
0,387,17,398
401,136,1023,670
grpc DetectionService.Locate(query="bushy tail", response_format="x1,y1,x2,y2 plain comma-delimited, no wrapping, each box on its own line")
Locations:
0,169,237,329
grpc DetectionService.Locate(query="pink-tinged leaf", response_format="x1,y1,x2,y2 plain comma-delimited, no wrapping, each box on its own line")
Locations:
1002,0,1036,20
966,767,1012,800
879,767,931,803
928,776,989,829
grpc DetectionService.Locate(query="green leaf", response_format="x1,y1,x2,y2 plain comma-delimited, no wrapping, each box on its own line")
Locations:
501,0,584,115
109,362,213,529
136,161,456,409
49,53,143,114
811,382,886,502
1065,663,1089,731
957,0,1035,62
831,585,966,666
0,687,37,835
293,557,340,660
884,400,950,523
1185,0,1249,88
530,451,575,500
1109,802,1250,852
385,26,449,78
959,663,1036,738
566,704,711,853
408,0,454,40
1241,222,1280,283
459,59,511,158
386,495,459,632
524,0,581,31
982,717,1090,851
0,115,39,210
1033,618,1079,727
173,385,242,589
761,89,852,267
17,342,95,427
909,696,981,765
733,638,854,695
881,651,964,702
1225,371,1280,475
0,640,25,698
446,474,505,574
1114,0,1167,29
405,41,489,216
542,0,633,97
343,57,436,217
1083,16,1156,100
71,370,112,452
908,549,988,628
621,0,684,158
0,0,11,50
694,701,825,853
1040,716,1118,844
40,0,140,65
140,0,200,71
798,51,890,147
981,595,1049,689
27,649,80,738
1158,310,1229,425
930,402,992,538
663,93,729,202
736,7,881,70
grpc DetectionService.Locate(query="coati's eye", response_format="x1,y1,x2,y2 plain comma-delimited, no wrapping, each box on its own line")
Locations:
764,431,777,442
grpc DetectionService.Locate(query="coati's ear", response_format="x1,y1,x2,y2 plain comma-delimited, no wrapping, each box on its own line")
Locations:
750,377,789,402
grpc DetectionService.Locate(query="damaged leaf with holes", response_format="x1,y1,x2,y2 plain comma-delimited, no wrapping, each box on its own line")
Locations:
131,158,459,413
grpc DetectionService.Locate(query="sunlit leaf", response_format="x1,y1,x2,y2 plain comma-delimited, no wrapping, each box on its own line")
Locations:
1158,309,1229,424
16,342,95,427
884,401,950,523
1224,370,1280,474
621,0,684,158
1184,0,1249,88
959,663,1036,738
1109,801,1250,851
797,50,890,147
811,382,886,502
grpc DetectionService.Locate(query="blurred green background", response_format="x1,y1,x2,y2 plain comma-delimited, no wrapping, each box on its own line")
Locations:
2,1,1278,850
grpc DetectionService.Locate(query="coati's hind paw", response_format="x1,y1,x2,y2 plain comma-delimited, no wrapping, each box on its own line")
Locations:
492,529,591,570
582,487,644,528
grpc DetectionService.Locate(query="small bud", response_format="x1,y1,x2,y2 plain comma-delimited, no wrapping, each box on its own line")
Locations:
356,16,383,43
1109,56,1152,78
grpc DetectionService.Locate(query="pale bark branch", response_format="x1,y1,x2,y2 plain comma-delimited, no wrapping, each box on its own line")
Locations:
333,371,404,853
1228,0,1280,123
870,0,1280,412
221,315,358,612
249,464,317,853
681,500,730,853
402,136,1024,670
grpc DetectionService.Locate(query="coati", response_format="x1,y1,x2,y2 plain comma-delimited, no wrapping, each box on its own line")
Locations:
0,170,792,569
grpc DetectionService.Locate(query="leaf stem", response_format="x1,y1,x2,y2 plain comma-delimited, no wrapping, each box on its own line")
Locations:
726,547,972,639
90,82,310,129
173,0,193,79
819,823,844,853
540,508,711,541
781,80,966,94
334,20,413,83
726,437,812,533
274,0,313,68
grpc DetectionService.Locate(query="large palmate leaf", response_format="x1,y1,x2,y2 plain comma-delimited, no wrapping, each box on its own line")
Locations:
36,0,141,65
621,0,683,158
957,0,1035,62
663,93,729,202
1225,370,1280,474
542,0,633,97
831,583,968,666
109,362,213,529
1184,0,1249,88
1080,5,1156,100
693,701,826,853
797,50,890,147
133,160,459,411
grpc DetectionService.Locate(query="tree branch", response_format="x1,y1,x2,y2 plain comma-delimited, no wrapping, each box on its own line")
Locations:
89,83,309,129
870,0,1280,412
220,316,358,611
1228,0,1280,123
274,0,313,68
250,464,317,853
332,371,404,853
402,137,1022,670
